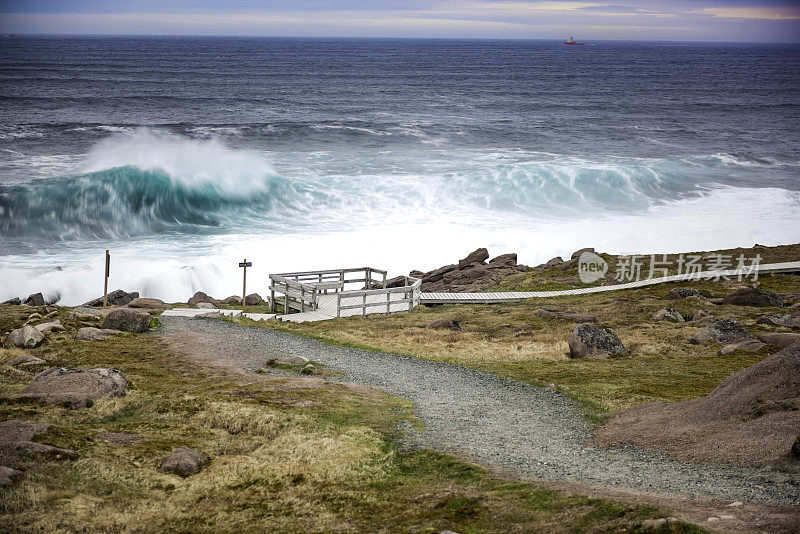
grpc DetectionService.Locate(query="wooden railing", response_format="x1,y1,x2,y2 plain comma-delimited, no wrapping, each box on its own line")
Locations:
336,276,421,317
269,267,391,314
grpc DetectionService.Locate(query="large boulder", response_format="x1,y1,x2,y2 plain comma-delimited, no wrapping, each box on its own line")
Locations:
652,308,684,322
755,314,800,328
187,291,220,307
570,247,595,259
161,446,207,476
70,306,104,320
690,318,752,345
667,287,699,300
569,324,626,359
23,293,45,307
223,295,242,305
488,253,517,267
2,298,21,305
385,276,407,288
82,289,139,308
101,308,151,333
458,248,489,268
540,257,564,270
15,367,127,409
127,297,170,311
424,264,458,283
75,327,125,341
721,288,782,308
5,325,45,349
244,293,263,306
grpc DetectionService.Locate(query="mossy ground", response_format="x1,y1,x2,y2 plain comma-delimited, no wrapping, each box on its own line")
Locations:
0,305,698,533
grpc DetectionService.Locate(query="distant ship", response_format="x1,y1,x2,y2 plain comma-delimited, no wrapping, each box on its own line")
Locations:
564,36,586,45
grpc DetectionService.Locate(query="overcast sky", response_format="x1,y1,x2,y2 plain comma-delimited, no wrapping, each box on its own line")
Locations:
1,0,798,42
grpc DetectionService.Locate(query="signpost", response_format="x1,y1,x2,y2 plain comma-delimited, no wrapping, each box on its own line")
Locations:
239,259,252,308
103,250,110,308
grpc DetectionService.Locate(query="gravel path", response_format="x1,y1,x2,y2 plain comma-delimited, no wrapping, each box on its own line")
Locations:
162,317,800,506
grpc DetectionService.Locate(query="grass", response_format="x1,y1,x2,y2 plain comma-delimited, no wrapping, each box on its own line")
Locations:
248,272,799,417
0,305,700,532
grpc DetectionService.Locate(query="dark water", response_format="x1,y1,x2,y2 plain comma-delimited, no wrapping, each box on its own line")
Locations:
0,37,799,303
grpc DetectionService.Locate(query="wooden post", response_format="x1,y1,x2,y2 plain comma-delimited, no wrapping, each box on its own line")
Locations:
239,259,252,309
386,291,390,315
362,293,367,316
103,249,110,307
269,282,276,313
382,272,387,289
337,293,341,318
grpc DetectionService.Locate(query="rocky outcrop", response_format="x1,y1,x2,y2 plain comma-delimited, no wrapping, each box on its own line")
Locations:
755,314,800,328
101,308,151,333
23,293,45,307
667,287,699,300
652,308,684,322
690,318,752,345
161,446,207,476
721,288,782,308
570,247,595,259
82,289,139,308
5,325,45,349
568,324,626,359
458,248,489,268
488,253,517,267
75,327,125,341
2,298,21,305
244,293,263,306
127,297,170,311
188,291,220,307
15,367,128,409
406,249,529,292
535,309,597,323
0,420,76,485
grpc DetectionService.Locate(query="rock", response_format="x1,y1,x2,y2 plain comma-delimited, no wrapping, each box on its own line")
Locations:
692,310,710,321
272,356,309,365
34,319,65,334
82,289,139,308
300,364,316,375
570,247,595,259
756,332,800,349
535,309,597,323
26,312,41,321
71,306,104,319
127,297,170,310
488,253,517,266
423,264,458,283
2,297,21,305
244,293,263,306
160,446,207,476
427,319,463,331
652,308,684,322
385,275,407,288
195,302,215,309
0,466,23,487
0,419,76,474
568,324,626,359
23,293,45,307
458,248,489,268
223,295,242,305
541,257,563,269
717,339,765,355
15,367,128,408
560,257,579,271
101,308,151,333
8,355,45,367
667,287,699,299
721,288,783,308
188,291,220,307
5,325,45,349
792,435,800,459
75,327,124,341
192,311,222,319
690,318,752,345
755,314,800,328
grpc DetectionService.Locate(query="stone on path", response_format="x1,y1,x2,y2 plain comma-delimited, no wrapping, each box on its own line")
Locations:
161,446,207,476
569,324,626,359
271,356,309,365
101,308,152,333
5,325,45,349
15,367,128,408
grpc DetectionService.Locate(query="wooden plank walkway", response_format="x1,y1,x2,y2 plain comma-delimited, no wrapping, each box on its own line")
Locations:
279,260,800,322
280,292,413,323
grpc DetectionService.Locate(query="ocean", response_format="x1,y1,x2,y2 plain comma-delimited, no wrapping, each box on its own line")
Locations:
1,36,799,305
